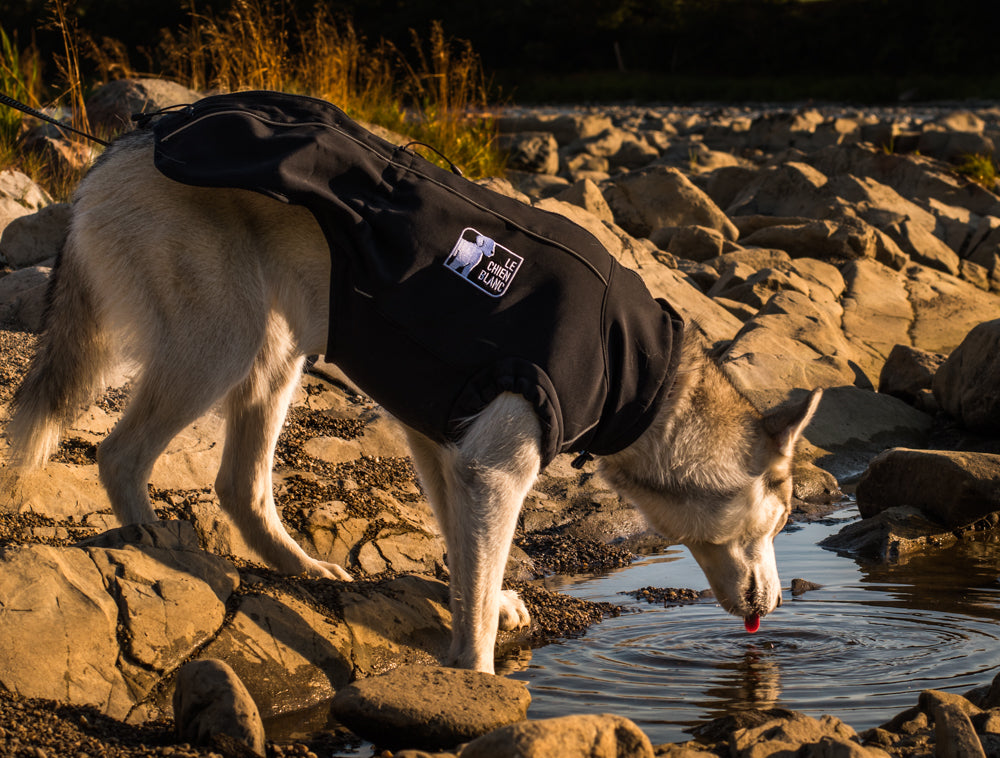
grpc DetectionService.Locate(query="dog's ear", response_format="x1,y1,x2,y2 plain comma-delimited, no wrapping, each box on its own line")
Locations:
763,388,822,459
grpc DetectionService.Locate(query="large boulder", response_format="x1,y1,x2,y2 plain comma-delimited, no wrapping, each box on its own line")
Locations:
856,448,1000,528
603,166,738,240
933,319,1000,432
0,202,71,268
0,521,239,720
719,291,874,411
878,345,946,407
86,78,201,136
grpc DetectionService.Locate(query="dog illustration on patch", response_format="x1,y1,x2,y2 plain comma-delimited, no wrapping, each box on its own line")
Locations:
443,228,523,297
445,228,496,276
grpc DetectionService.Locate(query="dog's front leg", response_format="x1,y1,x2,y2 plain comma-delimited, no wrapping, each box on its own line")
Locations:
436,394,541,673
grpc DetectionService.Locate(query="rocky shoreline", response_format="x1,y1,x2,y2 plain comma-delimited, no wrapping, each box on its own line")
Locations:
1,79,1000,756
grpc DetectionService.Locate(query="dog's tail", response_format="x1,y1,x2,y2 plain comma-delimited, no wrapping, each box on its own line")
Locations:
6,234,112,469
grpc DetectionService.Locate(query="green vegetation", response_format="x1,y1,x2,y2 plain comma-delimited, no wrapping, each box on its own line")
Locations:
0,0,505,199
955,153,999,188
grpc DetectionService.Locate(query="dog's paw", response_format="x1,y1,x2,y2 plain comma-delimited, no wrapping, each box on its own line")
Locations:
498,589,530,631
308,560,353,582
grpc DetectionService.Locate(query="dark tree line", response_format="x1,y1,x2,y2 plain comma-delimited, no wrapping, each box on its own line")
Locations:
2,0,998,98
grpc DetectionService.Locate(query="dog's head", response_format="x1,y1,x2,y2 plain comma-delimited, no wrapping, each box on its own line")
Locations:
602,386,822,631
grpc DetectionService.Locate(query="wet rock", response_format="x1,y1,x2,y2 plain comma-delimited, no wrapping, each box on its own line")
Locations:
933,319,1000,433
461,713,654,758
818,505,958,561
933,702,986,758
172,659,265,757
340,575,452,677
856,448,1000,528
195,588,355,717
918,691,986,758
330,664,530,749
790,578,822,595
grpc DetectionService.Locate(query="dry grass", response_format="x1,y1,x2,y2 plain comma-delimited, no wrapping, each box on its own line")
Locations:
158,0,505,176
0,0,504,199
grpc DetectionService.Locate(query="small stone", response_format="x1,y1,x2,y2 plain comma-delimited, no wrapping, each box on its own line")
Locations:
790,578,822,596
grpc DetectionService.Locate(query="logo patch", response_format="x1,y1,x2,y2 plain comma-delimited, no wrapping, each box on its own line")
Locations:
443,227,522,297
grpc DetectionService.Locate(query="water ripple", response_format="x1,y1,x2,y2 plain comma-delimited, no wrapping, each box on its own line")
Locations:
508,514,1000,744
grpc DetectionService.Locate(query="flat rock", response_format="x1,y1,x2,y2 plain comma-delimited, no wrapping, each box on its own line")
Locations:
720,291,874,411
330,664,531,749
906,266,1000,354
0,521,239,720
840,259,912,363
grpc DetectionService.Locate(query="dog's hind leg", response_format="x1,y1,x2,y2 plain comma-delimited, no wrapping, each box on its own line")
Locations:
433,393,541,673
215,315,350,581
97,339,259,526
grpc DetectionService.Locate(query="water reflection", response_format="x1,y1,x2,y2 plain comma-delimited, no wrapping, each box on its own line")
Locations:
701,644,782,715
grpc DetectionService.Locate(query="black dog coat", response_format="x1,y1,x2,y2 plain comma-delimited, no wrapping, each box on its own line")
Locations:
150,91,683,466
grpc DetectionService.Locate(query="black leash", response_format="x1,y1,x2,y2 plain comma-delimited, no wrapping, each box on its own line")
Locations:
0,92,111,147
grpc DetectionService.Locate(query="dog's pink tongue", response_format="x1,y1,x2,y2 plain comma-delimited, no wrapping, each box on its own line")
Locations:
744,615,760,634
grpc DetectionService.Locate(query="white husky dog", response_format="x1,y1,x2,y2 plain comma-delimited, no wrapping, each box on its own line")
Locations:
6,129,820,674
